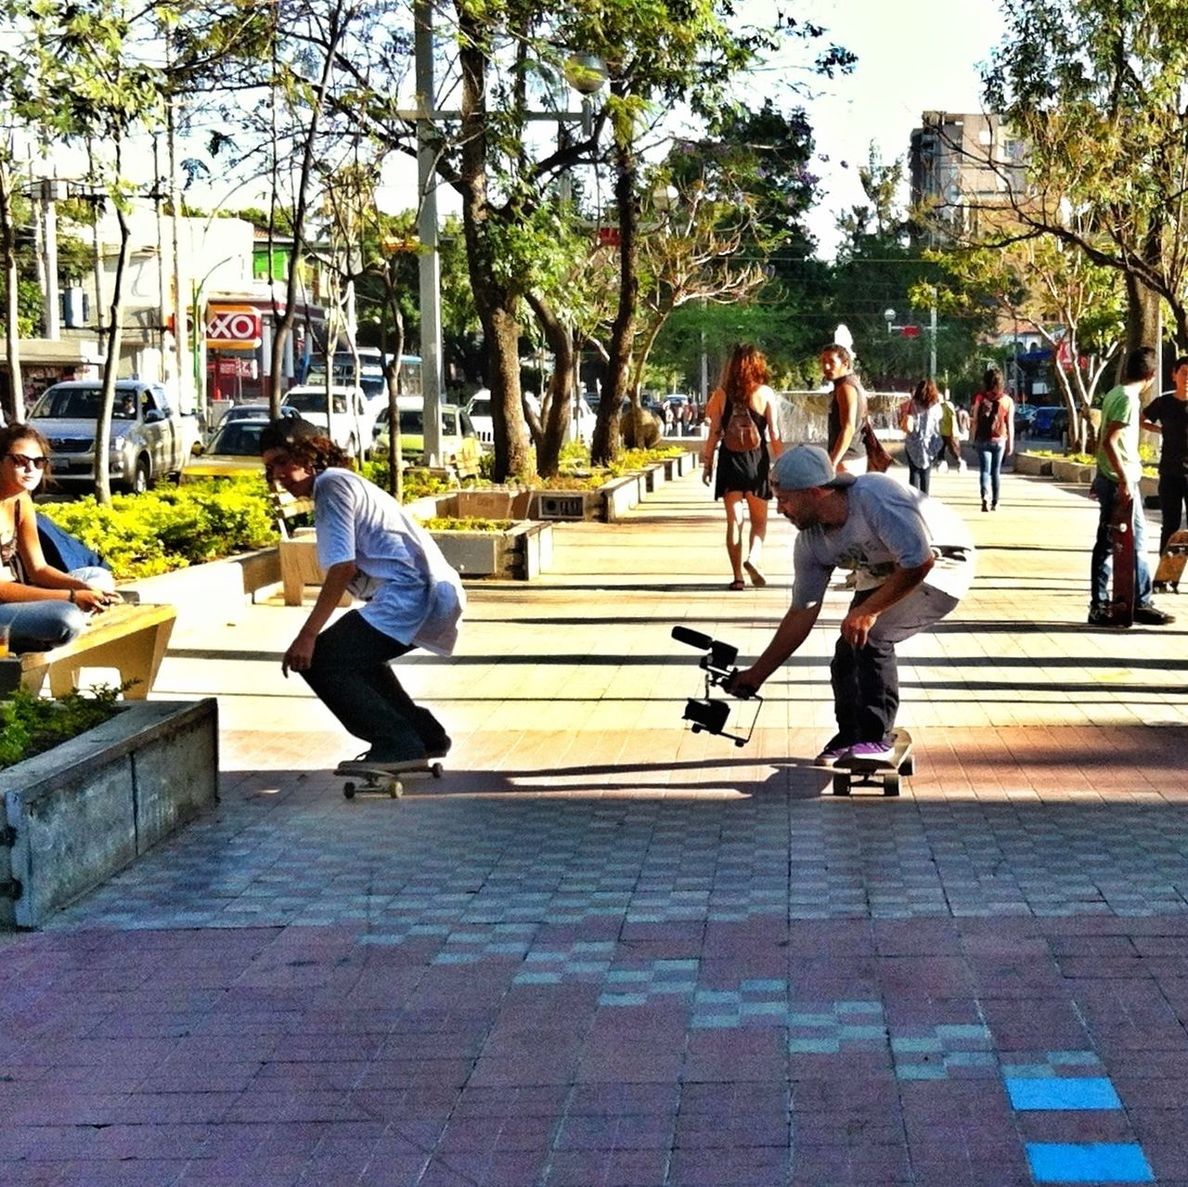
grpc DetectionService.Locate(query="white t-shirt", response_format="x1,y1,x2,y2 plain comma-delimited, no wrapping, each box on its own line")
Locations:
791,473,975,606
314,468,465,655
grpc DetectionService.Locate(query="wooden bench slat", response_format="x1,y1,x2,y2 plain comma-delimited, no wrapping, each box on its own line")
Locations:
0,602,177,700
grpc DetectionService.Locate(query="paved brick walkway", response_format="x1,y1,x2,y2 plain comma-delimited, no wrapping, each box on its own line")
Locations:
2,463,1188,1185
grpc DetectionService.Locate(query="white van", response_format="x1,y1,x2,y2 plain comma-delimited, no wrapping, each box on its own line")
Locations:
282,385,378,455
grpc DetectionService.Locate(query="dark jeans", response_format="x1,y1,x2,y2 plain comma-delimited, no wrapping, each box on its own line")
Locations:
907,462,931,494
302,610,447,761
1158,472,1188,554
1090,473,1153,609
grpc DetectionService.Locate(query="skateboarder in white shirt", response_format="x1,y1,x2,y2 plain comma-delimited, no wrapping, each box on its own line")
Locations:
261,418,464,769
729,445,975,766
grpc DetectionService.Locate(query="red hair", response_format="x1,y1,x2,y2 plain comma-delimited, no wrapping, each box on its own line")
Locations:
719,344,769,404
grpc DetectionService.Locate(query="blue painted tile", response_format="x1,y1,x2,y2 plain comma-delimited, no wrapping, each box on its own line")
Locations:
1007,1077,1122,1111
1027,1143,1152,1183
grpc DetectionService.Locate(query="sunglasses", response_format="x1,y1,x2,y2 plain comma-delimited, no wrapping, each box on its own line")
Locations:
7,454,48,471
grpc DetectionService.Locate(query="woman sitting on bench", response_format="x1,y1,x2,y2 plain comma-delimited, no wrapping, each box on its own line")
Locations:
0,424,120,653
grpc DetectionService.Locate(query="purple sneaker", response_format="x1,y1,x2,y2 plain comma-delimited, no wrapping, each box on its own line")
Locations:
814,736,852,767
844,740,896,765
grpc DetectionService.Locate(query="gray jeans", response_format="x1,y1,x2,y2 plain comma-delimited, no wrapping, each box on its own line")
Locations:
831,581,961,744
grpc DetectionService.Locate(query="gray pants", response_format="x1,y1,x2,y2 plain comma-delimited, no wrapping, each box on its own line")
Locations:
831,581,961,744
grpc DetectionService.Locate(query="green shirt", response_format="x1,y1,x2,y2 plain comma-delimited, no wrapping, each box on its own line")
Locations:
1096,383,1142,483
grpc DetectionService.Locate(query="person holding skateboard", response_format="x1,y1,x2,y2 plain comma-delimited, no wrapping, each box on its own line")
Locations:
1088,347,1174,627
260,417,464,769
1141,354,1188,582
727,444,975,766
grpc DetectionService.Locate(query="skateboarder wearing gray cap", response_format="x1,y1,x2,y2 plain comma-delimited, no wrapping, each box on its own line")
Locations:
729,445,975,766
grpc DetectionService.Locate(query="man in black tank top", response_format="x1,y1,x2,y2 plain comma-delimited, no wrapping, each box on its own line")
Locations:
821,344,868,476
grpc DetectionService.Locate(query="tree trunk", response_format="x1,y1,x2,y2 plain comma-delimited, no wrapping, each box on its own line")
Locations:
0,161,23,422
593,97,638,467
1124,272,1160,357
525,292,574,478
381,268,405,500
95,206,131,506
268,0,347,413
456,2,529,482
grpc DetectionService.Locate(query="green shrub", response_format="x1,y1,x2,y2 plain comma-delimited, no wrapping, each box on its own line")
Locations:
40,476,277,579
0,685,124,770
418,517,515,531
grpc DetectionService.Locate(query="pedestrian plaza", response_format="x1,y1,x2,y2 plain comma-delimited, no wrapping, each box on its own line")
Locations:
1,463,1187,1185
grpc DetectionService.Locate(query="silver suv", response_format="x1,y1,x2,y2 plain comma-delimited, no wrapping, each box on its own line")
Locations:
30,380,195,493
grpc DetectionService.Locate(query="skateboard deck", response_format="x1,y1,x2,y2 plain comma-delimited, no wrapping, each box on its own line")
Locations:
1154,529,1188,592
334,759,443,799
1105,491,1136,627
830,729,914,798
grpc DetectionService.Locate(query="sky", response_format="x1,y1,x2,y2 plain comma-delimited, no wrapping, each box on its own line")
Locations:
787,0,1007,258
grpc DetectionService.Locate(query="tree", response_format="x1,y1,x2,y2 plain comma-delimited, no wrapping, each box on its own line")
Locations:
12,0,167,502
923,226,1124,450
980,0,1188,354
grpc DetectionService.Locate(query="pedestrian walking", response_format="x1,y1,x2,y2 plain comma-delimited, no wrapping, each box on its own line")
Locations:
1141,354,1188,567
261,417,464,768
1088,348,1174,626
728,445,974,766
938,390,965,470
900,379,945,493
971,367,1014,511
701,344,783,589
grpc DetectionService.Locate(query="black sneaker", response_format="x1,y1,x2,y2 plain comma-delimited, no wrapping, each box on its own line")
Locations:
1087,606,1112,626
423,734,452,759
1134,604,1175,626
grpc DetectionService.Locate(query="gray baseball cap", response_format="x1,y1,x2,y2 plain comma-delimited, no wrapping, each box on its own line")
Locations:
770,444,857,491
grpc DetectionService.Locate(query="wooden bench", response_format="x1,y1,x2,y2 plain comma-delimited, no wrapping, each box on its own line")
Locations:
270,491,354,607
0,602,177,700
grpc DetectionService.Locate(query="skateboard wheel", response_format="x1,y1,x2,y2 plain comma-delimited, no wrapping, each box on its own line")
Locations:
387,780,401,798
901,756,915,777
831,771,851,796
429,762,443,778
343,782,356,799
883,774,900,797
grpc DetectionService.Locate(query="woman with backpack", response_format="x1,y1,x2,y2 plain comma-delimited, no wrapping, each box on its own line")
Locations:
701,344,783,589
971,366,1014,511
900,378,945,493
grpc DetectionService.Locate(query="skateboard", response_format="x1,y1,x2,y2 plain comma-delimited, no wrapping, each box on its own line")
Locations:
334,759,443,799
1154,529,1188,593
1104,491,1136,627
829,729,914,798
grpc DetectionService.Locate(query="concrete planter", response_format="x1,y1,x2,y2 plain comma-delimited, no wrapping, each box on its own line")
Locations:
0,698,219,929
429,520,553,580
1050,458,1096,485
1013,452,1054,477
122,547,280,628
603,473,645,523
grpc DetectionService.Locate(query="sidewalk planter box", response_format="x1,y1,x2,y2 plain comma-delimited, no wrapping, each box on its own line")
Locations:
642,462,666,493
429,521,553,580
0,698,218,929
1013,452,1053,477
123,547,280,628
1050,458,1095,485
604,473,645,523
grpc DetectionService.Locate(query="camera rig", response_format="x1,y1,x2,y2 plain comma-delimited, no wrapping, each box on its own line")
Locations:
671,626,762,747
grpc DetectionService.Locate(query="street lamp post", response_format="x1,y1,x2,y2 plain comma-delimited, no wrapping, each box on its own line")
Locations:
191,254,239,425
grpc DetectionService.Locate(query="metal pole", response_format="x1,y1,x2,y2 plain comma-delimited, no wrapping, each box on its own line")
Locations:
41,179,60,339
929,289,937,379
415,0,442,467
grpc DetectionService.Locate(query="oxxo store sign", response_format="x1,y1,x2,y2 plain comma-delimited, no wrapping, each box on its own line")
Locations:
206,305,262,351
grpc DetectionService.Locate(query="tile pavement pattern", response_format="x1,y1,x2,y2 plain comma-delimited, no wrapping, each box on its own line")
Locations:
2,465,1188,1184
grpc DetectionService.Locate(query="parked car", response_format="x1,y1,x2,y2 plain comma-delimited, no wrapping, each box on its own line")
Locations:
181,418,269,483
281,385,378,455
29,380,199,493
372,404,483,480
465,389,493,445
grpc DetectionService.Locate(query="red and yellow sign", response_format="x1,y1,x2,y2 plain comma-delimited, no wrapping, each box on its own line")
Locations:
206,305,262,351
